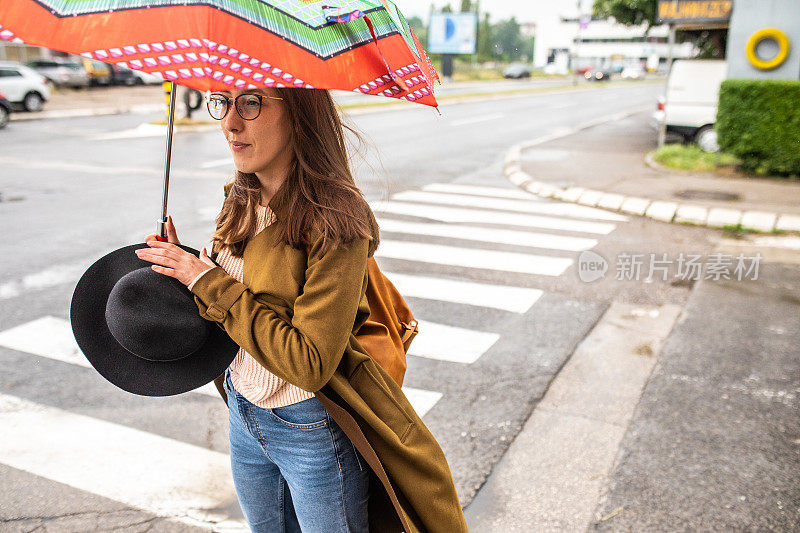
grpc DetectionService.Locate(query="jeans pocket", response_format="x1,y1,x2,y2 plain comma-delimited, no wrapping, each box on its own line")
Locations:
269,397,329,429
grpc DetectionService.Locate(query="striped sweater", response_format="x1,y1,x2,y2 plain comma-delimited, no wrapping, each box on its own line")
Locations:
187,201,315,408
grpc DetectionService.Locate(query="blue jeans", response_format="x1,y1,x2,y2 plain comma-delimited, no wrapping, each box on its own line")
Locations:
224,369,370,532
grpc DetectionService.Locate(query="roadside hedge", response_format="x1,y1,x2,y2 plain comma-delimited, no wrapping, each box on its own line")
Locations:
717,79,800,177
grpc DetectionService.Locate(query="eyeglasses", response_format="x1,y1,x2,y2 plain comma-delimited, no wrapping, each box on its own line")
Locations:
206,93,283,121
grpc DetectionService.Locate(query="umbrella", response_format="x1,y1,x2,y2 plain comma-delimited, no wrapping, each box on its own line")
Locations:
0,0,439,237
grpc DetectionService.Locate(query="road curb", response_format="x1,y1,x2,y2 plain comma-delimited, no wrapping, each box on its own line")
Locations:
503,118,800,235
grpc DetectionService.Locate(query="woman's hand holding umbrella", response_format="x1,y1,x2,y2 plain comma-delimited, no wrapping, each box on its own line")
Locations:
137,216,217,287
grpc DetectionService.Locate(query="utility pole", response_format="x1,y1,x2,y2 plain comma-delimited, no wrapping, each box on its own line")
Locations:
573,0,587,86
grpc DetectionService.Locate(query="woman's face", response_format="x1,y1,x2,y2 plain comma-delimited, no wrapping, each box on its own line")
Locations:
213,88,293,177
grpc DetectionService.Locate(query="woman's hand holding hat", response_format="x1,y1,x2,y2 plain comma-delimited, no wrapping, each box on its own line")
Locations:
136,217,217,287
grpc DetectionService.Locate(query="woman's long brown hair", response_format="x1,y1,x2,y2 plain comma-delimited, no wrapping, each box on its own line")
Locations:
209,88,380,259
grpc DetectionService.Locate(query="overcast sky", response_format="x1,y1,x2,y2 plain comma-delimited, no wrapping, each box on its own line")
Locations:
395,0,559,22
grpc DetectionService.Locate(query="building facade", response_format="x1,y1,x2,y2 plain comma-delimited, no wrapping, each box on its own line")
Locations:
518,0,695,71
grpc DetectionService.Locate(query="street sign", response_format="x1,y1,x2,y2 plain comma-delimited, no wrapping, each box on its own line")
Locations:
657,0,732,23
427,12,477,55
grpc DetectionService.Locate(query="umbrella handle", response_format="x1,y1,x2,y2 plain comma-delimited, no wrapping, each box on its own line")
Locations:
155,218,169,242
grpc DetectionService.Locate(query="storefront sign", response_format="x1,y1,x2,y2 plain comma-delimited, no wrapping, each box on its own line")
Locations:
657,1,732,23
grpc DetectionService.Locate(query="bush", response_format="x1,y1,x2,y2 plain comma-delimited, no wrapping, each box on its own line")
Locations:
717,79,800,176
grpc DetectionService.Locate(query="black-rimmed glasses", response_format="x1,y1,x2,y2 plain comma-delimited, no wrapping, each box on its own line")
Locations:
206,93,283,121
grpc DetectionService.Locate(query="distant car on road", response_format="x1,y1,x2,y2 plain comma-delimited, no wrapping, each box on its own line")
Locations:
80,57,113,86
26,58,89,89
0,62,51,112
621,66,645,80
584,69,611,82
503,63,532,79
0,91,11,128
652,59,728,152
122,67,164,85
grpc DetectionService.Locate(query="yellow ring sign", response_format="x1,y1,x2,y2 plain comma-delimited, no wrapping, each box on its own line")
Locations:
746,28,790,70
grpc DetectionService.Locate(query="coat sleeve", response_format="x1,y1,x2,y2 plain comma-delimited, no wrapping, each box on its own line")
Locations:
189,234,370,392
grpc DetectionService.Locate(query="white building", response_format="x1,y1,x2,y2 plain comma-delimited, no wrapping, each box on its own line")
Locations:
518,0,696,70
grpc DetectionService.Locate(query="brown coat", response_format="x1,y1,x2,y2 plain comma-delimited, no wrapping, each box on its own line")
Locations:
189,183,468,532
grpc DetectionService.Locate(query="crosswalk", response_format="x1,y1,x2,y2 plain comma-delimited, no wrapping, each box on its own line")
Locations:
0,181,627,529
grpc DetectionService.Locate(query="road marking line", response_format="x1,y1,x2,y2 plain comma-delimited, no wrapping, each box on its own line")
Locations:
370,201,617,235
376,240,572,276
0,262,91,300
381,271,542,313
90,123,168,140
391,190,628,222
408,319,499,364
451,112,505,126
0,392,235,519
421,182,544,200
377,217,598,252
0,316,219,398
200,157,234,169
0,156,220,178
402,387,443,418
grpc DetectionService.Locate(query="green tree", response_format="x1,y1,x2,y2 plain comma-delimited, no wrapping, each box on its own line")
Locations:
406,16,428,48
476,12,493,62
592,0,657,28
493,17,524,61
459,0,473,12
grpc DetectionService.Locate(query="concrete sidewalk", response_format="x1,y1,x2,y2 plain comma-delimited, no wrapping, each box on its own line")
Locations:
9,85,165,121
465,236,800,531
503,111,800,234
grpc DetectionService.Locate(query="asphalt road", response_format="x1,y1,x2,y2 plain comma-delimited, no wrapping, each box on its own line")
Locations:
0,81,713,530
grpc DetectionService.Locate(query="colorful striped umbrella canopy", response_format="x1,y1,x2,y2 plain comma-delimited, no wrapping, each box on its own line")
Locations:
0,0,439,107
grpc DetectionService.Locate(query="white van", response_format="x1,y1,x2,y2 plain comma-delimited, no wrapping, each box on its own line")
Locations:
653,59,728,151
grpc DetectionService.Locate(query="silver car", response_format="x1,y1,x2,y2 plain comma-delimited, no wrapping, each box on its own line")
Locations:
27,58,89,89
0,61,51,112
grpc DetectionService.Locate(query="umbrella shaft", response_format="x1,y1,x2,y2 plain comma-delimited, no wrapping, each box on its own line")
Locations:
159,82,177,239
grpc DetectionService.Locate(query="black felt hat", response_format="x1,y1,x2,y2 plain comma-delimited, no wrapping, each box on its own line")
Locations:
70,243,239,396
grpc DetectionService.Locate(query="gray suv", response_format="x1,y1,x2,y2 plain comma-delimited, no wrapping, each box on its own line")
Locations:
27,58,89,89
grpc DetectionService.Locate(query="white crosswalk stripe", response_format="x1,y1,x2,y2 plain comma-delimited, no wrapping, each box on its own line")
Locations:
420,182,547,200
391,189,627,222
407,320,501,364
377,217,598,252
376,240,573,276
370,200,618,234
383,271,543,313
0,392,242,528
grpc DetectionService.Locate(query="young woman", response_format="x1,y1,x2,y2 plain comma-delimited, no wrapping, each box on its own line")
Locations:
137,87,468,532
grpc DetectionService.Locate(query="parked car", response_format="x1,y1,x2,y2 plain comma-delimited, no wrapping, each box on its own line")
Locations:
0,62,51,111
80,57,113,86
584,69,611,82
26,57,89,88
0,91,11,128
503,63,532,79
128,68,164,85
621,66,645,80
108,64,142,86
652,59,728,152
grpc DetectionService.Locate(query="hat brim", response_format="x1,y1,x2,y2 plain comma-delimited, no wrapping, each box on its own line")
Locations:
70,243,239,397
